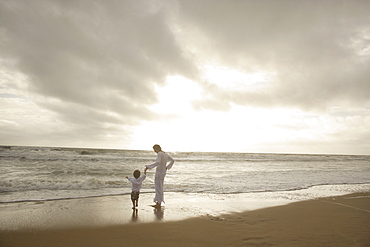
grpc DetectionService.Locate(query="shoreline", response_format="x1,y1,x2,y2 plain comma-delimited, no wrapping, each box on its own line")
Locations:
1,184,369,231
3,181,370,204
1,192,369,247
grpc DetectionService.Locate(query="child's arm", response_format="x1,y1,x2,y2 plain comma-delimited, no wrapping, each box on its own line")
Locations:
137,174,146,183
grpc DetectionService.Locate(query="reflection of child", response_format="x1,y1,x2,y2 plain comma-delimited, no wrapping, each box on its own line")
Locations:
126,169,146,209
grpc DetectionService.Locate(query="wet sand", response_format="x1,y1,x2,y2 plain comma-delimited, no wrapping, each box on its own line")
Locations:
0,192,295,230
1,192,369,246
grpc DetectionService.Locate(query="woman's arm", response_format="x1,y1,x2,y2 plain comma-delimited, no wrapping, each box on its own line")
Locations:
146,153,162,169
166,155,174,170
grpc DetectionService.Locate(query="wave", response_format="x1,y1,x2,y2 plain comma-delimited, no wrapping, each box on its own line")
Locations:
1,182,369,204
0,178,126,193
2,146,369,204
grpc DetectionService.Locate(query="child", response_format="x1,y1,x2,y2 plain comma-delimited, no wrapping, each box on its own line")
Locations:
126,169,146,209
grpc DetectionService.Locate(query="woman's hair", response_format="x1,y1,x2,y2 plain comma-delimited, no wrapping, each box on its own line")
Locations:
133,169,141,179
153,144,162,152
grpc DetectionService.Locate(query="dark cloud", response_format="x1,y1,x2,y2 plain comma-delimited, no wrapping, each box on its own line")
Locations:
0,0,196,125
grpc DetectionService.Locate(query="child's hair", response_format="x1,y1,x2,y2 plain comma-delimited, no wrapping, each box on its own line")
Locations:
133,169,141,179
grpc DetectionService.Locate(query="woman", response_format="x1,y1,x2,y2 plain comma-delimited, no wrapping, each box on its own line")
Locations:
145,144,174,208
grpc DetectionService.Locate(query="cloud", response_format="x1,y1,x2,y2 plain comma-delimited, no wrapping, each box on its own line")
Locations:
0,0,369,153
0,0,197,124
2,0,369,117
177,0,370,110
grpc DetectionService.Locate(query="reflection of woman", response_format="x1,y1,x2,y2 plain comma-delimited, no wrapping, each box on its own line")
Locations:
145,144,174,208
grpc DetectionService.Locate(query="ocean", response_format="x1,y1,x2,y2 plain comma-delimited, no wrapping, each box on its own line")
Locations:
1,146,370,204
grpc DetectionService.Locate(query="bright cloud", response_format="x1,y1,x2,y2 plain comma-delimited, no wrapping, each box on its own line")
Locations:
202,65,273,90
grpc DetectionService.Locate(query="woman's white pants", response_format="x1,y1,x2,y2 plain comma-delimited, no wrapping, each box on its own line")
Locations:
154,173,165,204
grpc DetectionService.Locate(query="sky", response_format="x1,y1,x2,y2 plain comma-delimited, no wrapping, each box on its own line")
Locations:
1,0,370,155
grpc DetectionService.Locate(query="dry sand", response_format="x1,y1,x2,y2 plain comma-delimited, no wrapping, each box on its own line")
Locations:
1,192,369,247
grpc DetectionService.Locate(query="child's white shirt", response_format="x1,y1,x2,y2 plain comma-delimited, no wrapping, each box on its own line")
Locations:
127,175,146,192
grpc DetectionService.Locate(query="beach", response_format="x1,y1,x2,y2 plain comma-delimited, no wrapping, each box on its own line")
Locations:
1,191,369,247
1,147,369,246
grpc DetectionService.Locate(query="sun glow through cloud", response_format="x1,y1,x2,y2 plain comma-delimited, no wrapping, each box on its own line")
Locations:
130,69,317,153
1,1,370,155
149,75,203,115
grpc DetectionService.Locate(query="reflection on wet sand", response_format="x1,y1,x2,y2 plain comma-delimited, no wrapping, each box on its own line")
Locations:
129,207,164,223
154,207,164,221
131,209,138,222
